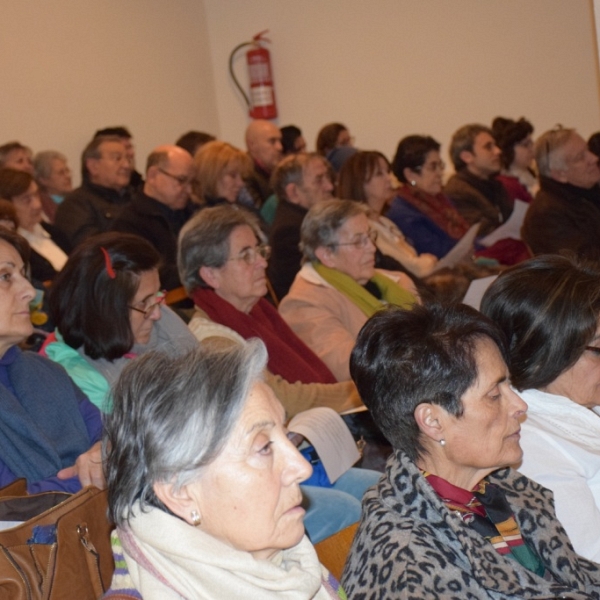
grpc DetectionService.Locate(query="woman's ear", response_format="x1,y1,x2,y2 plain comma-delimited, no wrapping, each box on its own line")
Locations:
314,245,335,268
199,265,220,290
414,403,445,443
153,481,199,525
403,167,418,184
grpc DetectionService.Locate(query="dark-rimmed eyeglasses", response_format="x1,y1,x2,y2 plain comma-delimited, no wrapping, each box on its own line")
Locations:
129,289,167,318
329,229,378,250
158,168,192,186
228,244,271,266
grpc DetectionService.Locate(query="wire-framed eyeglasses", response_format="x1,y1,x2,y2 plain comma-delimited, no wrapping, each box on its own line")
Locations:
329,229,378,250
228,244,272,266
128,289,167,318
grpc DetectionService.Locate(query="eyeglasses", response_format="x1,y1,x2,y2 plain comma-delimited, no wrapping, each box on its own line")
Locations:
129,289,167,318
418,160,446,173
228,244,271,265
158,168,192,186
329,229,378,250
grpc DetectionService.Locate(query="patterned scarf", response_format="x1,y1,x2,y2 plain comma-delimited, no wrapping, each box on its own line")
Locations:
396,185,470,240
424,472,545,577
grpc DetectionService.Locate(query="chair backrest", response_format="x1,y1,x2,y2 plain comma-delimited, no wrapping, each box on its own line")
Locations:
314,522,358,581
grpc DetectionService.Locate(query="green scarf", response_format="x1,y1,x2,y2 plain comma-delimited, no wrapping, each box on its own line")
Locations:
312,262,416,318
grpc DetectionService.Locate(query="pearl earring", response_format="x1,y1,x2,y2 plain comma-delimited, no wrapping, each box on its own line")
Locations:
439,439,446,447
410,180,417,186
190,510,201,526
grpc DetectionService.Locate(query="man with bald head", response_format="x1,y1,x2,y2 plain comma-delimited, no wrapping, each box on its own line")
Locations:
241,119,283,209
111,145,194,291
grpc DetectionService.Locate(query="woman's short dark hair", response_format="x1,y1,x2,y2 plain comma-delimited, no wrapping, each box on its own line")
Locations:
481,254,600,391
0,168,34,200
350,303,508,462
338,151,390,203
104,337,268,526
48,232,160,360
280,125,302,156
491,117,534,170
392,135,441,183
316,123,348,156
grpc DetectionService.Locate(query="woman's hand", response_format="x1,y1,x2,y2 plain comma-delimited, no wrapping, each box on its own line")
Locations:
56,442,106,489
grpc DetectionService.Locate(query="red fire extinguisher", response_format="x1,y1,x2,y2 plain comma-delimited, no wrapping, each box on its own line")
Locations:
229,30,278,120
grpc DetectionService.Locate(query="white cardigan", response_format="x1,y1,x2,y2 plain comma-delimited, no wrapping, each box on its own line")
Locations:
516,387,600,562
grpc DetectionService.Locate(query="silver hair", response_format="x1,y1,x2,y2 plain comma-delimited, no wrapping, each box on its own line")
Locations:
33,150,68,181
534,126,575,177
271,153,329,202
177,205,264,294
104,337,268,526
300,198,368,262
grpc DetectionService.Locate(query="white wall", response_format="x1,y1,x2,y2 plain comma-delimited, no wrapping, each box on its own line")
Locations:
0,1,218,184
204,0,600,162
1,1,599,182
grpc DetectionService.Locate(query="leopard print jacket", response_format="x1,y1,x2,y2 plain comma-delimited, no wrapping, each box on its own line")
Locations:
341,451,600,599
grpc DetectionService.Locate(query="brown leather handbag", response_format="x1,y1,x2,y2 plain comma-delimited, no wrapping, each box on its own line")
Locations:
0,481,114,599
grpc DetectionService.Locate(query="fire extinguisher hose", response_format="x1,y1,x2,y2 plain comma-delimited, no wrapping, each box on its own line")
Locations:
228,41,253,109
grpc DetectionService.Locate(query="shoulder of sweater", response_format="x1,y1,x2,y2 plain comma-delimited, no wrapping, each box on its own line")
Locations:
188,309,246,344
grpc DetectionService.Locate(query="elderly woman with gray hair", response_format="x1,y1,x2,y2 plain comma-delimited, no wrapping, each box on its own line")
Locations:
104,339,347,599
33,150,73,223
279,199,418,382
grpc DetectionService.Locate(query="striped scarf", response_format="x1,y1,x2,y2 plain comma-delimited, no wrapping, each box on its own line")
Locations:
424,472,545,577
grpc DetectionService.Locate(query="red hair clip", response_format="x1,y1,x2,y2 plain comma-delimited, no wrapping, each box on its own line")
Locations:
100,247,116,279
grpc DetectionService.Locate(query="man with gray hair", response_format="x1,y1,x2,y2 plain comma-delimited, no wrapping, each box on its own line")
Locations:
54,136,133,251
521,126,600,259
111,144,194,292
267,153,334,300
444,123,513,236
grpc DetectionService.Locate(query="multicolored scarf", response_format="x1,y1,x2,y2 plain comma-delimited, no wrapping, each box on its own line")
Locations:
424,472,545,577
312,262,416,318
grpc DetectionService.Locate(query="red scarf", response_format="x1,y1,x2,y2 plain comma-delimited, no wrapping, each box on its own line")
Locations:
192,288,337,384
398,185,469,240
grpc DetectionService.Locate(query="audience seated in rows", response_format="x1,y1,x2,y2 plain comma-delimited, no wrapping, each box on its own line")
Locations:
522,126,600,260
0,227,104,493
111,144,195,292
54,135,133,251
0,168,67,282
268,153,334,301
33,150,73,223
279,199,417,381
43,233,195,412
178,205,363,416
492,116,537,202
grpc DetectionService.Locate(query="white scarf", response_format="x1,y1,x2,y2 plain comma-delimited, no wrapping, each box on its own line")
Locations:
118,501,334,600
